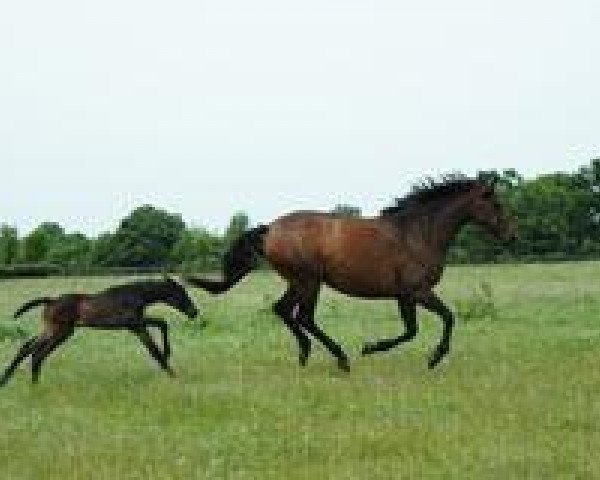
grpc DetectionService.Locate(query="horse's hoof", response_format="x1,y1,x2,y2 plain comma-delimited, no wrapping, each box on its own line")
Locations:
299,353,309,367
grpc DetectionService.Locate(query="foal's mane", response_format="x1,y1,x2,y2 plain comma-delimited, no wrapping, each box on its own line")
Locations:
380,175,482,219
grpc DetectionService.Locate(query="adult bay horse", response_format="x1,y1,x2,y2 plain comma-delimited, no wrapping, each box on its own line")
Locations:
0,277,198,386
188,177,516,371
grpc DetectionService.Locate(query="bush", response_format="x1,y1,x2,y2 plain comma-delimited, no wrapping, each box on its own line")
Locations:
455,281,497,321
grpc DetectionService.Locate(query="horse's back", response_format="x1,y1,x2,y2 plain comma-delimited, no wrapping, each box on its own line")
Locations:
264,212,404,295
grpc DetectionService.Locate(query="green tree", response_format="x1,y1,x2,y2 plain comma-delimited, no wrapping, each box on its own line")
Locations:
512,173,590,257
89,232,116,267
331,204,362,217
0,225,19,265
46,232,92,268
171,227,224,270
224,211,250,246
22,222,64,263
101,205,186,267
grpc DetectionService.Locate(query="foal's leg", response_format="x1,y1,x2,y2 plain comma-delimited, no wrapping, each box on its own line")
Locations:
142,317,171,359
131,327,175,377
418,292,455,369
295,281,350,372
362,297,418,355
31,326,74,384
84,318,175,376
273,287,312,366
0,337,38,386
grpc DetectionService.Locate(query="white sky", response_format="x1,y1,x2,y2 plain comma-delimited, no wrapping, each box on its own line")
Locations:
1,0,599,235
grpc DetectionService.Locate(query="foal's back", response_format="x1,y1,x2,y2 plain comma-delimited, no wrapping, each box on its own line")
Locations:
43,289,144,327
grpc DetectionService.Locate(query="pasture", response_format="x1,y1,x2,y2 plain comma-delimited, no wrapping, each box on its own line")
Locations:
0,262,598,479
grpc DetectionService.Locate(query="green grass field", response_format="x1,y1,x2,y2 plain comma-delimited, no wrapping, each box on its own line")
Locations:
0,263,599,479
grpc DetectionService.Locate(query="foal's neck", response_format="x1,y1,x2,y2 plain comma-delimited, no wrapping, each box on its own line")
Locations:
138,283,171,306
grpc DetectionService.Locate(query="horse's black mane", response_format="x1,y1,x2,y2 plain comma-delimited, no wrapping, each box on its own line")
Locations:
380,175,482,218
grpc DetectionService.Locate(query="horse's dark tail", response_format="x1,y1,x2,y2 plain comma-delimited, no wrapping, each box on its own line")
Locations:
14,297,54,319
186,225,269,294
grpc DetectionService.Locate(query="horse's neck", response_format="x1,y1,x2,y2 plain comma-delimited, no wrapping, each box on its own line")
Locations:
423,196,470,255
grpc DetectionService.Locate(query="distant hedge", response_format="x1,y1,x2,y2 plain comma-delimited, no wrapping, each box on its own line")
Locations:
0,263,64,278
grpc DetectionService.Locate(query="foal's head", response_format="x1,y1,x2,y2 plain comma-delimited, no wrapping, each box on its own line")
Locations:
464,180,517,243
161,277,199,319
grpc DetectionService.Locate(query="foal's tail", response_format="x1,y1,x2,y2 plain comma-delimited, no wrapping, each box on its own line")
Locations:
186,224,268,294
13,297,54,319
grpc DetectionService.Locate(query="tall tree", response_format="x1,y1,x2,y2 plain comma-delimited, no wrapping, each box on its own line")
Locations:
224,211,250,246
46,232,92,267
0,225,19,265
171,227,223,269
22,222,64,263
331,204,362,217
101,205,186,267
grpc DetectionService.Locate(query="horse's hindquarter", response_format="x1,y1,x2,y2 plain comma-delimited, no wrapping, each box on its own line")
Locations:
264,212,326,280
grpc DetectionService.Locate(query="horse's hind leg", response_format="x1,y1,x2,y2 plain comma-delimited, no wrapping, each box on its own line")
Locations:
132,327,175,377
295,281,350,372
31,326,74,384
0,336,38,386
362,297,418,355
273,287,311,366
418,292,454,369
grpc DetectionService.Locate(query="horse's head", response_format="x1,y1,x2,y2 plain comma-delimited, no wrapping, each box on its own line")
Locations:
466,180,517,243
163,276,199,319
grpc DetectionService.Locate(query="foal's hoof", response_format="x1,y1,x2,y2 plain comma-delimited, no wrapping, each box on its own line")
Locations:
337,357,351,372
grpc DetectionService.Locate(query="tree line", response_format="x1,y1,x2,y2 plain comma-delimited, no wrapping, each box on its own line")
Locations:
2,159,600,276
0,207,251,276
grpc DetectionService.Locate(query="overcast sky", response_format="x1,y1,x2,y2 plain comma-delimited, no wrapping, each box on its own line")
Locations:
1,0,598,235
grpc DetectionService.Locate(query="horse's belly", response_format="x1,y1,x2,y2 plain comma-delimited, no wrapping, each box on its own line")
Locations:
323,261,399,298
